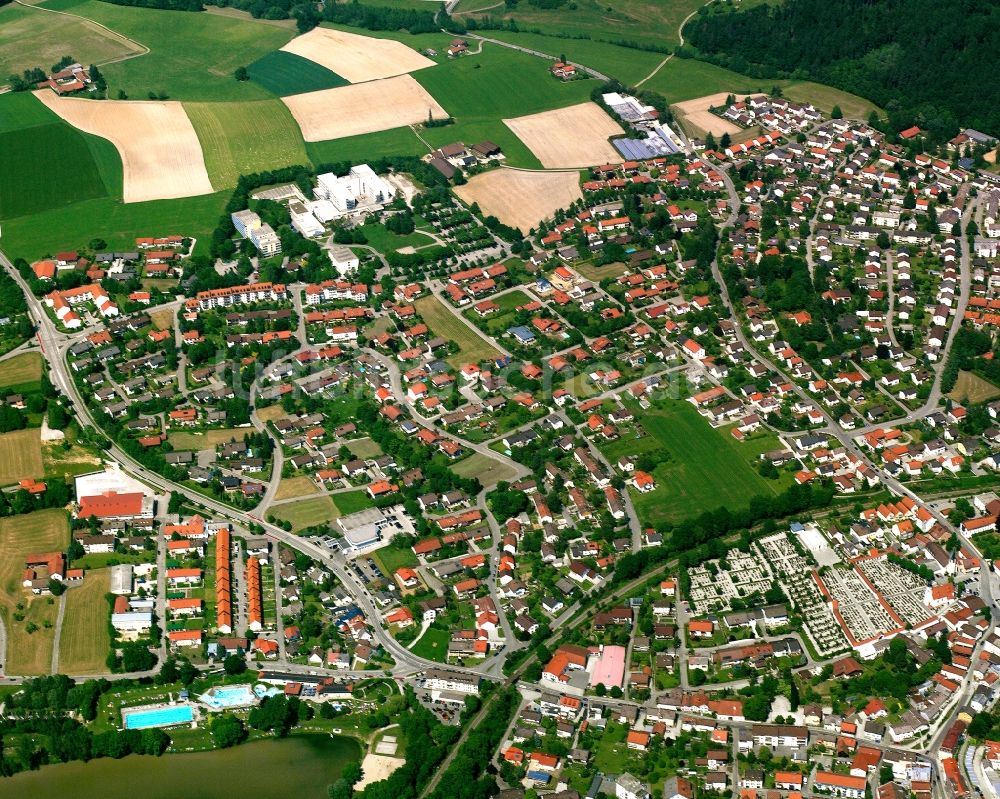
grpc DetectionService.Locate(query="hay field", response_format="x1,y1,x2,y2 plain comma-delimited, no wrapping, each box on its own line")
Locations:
0,428,44,487
0,2,141,80
33,91,214,203
58,567,110,674
0,510,69,675
948,370,1000,404
671,92,742,138
185,99,310,190
274,475,320,501
503,102,623,168
0,351,43,391
282,76,447,142
280,26,435,83
455,169,582,233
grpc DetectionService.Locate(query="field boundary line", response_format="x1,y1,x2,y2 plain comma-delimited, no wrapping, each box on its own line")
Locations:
12,0,150,67
634,2,706,87
499,164,584,174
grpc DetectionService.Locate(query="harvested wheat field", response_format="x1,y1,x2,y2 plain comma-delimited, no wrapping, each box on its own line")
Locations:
280,26,435,83
33,91,214,203
455,169,582,233
671,92,742,138
282,75,447,142
503,102,623,168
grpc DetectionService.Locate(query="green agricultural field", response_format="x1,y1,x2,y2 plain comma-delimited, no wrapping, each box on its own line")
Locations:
0,190,228,260
413,295,500,368
601,398,791,527
0,94,117,220
456,0,703,50
644,57,784,104
306,125,428,166
247,50,348,97
185,99,311,189
0,428,44,487
332,489,374,516
413,43,594,168
481,32,665,86
48,1,295,101
0,1,141,80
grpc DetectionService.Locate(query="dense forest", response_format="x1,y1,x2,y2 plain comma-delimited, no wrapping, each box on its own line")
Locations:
684,0,1000,140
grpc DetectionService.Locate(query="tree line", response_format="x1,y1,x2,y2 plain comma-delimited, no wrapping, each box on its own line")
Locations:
684,0,1000,142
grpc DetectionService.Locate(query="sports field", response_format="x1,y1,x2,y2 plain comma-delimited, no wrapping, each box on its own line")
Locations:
504,102,623,168
0,428,44,487
0,1,141,81
43,0,294,101
0,93,114,219
185,99,311,190
413,295,500,368
58,567,111,674
280,26,435,83
0,510,69,675
601,399,790,526
282,75,448,142
271,495,338,531
454,169,583,233
246,50,348,97
0,351,43,392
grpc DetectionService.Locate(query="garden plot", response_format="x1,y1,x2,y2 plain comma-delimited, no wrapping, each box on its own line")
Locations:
503,102,623,168
281,75,447,142
33,91,213,203
279,26,435,83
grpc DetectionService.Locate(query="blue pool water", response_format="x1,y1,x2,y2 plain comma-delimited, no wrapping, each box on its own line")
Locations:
200,684,257,709
124,705,193,730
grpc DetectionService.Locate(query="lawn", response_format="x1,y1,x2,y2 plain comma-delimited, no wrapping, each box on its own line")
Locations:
271,495,338,531
0,1,141,80
274,475,320,501
413,295,500,368
371,542,418,575
0,94,115,220
0,351,43,392
601,398,790,527
782,81,883,120
306,125,427,168
409,625,449,662
456,0,703,51
359,220,436,254
167,427,251,450
481,31,665,85
948,370,1000,404
49,0,295,101
450,452,519,488
346,437,382,459
247,50,348,96
58,567,111,674
0,428,44,487
0,510,69,676
332,489,374,516
185,99,311,190
0,189,228,261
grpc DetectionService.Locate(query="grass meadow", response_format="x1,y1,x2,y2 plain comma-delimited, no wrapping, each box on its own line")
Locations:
271,495,338,531
185,99,311,189
601,398,792,527
247,50,348,96
0,352,43,393
413,295,500,368
0,510,69,675
0,428,44,486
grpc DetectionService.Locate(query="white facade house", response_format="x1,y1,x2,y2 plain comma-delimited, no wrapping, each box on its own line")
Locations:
289,201,325,238
231,209,281,256
314,164,395,218
329,244,360,275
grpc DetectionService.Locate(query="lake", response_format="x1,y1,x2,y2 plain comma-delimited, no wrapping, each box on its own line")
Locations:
0,734,361,799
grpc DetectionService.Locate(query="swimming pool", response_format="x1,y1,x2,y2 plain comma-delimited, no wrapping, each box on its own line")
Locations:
199,684,257,709
123,704,194,730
